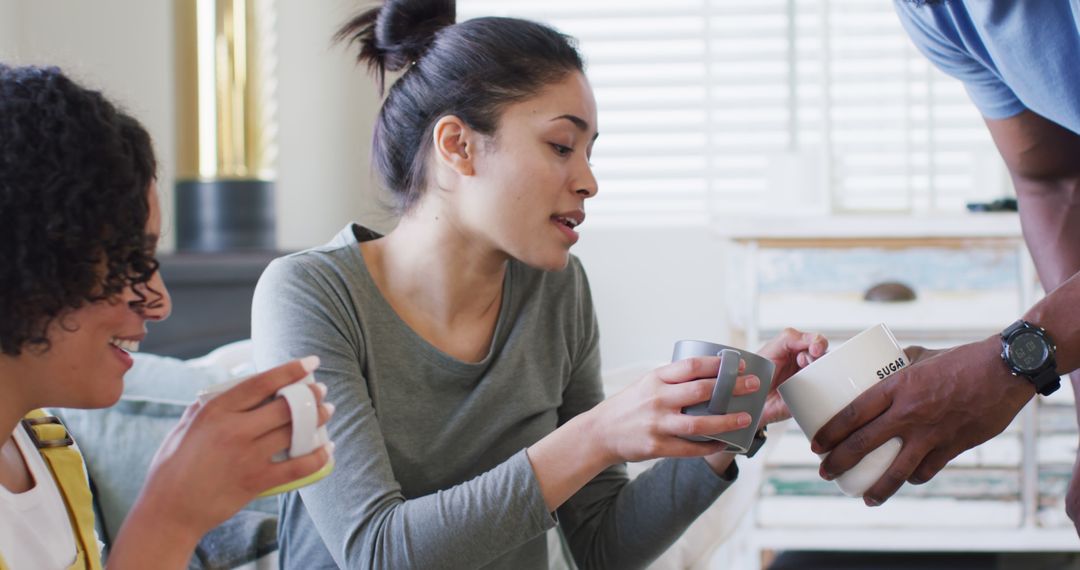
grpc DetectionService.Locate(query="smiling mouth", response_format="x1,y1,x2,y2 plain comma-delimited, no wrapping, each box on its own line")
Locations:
109,338,140,353
552,215,580,229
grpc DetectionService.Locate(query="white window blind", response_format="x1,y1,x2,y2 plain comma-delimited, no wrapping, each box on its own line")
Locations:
457,0,1008,225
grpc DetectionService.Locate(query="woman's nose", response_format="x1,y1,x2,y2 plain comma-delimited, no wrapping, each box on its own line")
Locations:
576,158,598,198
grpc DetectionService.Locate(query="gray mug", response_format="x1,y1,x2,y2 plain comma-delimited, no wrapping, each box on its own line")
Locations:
674,340,776,454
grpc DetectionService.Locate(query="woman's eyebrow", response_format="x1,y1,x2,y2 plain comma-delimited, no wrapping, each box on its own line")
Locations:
551,114,599,141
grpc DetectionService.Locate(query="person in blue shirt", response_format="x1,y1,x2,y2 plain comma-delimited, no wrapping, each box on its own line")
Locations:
810,0,1080,533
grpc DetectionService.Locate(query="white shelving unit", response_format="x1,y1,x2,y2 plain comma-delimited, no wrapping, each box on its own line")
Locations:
715,213,1078,568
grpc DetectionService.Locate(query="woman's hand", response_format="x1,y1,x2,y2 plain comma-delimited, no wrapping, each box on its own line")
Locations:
588,355,762,465
126,357,335,544
529,355,764,509
756,328,829,426
696,329,827,472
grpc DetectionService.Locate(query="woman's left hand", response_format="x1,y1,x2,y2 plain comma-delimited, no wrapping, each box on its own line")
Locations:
757,328,828,425
703,328,827,474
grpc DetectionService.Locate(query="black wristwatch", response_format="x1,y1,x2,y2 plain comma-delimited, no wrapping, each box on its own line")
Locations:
1000,319,1060,396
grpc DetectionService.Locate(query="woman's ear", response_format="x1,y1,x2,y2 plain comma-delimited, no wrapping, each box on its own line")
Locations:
432,115,475,176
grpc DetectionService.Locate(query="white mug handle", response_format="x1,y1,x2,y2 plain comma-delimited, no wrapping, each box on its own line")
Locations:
277,382,319,458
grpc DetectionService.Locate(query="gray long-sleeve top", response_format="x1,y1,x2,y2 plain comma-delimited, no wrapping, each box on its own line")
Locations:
251,224,737,569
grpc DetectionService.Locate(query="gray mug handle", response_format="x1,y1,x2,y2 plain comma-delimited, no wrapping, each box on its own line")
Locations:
706,349,741,415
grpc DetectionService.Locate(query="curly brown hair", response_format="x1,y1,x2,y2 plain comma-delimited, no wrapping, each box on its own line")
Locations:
0,65,160,356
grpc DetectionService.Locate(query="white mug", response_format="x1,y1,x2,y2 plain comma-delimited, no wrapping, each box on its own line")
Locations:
778,323,909,497
197,373,333,496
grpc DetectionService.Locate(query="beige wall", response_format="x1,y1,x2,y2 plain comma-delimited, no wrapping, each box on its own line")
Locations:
1,0,383,251
0,1,21,60
275,0,389,246
4,0,176,245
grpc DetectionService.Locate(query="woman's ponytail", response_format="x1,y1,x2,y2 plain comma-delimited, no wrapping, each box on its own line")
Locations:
335,0,455,93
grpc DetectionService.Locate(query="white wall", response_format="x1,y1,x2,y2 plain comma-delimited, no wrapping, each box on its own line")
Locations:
573,226,731,370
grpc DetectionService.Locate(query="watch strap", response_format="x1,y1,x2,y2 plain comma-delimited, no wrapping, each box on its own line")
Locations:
1032,367,1062,396
744,426,768,458
1001,319,1026,339
719,457,739,482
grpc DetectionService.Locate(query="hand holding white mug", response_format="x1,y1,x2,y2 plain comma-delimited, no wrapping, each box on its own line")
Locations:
779,324,910,497
755,327,830,426
124,356,335,545
198,368,332,468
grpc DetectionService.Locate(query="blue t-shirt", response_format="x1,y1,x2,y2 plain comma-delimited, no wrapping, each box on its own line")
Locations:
894,0,1080,135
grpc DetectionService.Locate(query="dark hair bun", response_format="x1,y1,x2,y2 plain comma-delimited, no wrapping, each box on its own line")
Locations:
335,4,584,213
336,0,456,84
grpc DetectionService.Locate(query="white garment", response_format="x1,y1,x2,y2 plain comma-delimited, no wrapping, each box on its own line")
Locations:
0,424,79,570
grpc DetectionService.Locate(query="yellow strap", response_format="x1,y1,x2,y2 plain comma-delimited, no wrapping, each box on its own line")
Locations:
18,410,102,570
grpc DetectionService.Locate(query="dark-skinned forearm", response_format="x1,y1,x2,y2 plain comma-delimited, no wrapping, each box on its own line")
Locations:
1013,173,1080,422
1023,269,1080,375
986,110,1080,388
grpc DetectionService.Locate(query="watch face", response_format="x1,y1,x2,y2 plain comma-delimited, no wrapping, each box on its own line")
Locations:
1009,331,1049,373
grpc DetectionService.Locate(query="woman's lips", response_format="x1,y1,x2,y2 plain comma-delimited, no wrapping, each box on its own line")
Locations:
110,344,134,369
552,218,580,244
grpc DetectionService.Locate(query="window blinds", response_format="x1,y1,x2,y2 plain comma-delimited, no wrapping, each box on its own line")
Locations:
457,0,1006,225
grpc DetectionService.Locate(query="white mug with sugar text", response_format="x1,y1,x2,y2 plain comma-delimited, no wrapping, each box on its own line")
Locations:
778,323,909,497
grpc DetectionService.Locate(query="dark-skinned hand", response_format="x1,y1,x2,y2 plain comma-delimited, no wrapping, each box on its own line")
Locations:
811,336,1035,506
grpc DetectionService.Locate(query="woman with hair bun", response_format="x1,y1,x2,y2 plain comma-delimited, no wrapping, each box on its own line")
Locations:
252,1,827,568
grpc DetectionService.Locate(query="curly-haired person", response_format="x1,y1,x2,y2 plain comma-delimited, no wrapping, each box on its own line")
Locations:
0,64,333,570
